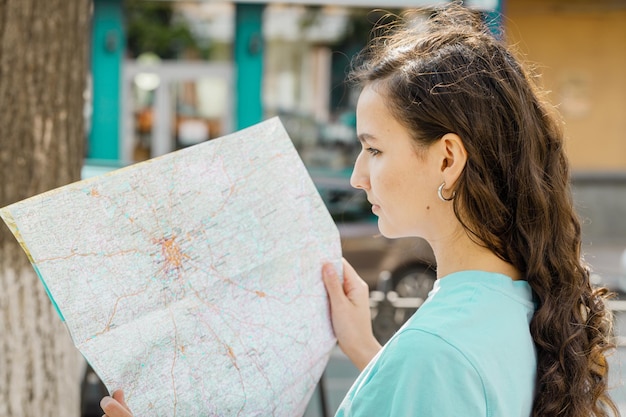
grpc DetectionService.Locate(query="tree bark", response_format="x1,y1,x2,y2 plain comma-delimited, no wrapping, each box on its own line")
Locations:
0,1,91,416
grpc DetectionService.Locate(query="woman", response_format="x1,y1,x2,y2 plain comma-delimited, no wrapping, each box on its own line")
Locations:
320,4,618,417
102,4,618,417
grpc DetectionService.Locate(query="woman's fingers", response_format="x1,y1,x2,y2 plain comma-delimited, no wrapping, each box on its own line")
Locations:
340,258,370,302
322,259,381,370
322,262,347,306
101,390,133,417
112,390,131,412
322,259,369,307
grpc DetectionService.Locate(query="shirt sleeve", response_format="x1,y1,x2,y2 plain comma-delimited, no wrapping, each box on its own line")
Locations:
342,329,488,417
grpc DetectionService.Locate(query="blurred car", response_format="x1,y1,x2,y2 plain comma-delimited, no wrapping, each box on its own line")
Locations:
312,172,437,300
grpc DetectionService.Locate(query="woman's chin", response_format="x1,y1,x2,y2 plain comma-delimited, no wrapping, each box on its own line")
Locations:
377,221,419,240
377,222,401,239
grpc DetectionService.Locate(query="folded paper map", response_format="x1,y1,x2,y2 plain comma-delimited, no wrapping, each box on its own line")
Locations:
0,117,342,416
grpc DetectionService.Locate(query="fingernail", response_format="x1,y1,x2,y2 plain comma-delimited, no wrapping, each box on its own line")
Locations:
100,396,112,409
322,263,334,277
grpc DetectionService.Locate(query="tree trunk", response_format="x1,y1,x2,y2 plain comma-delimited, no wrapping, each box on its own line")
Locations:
0,1,91,416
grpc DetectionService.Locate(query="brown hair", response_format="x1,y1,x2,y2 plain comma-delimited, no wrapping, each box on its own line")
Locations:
350,4,618,417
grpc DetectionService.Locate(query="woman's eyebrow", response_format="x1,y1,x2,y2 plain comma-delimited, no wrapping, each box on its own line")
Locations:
357,133,377,144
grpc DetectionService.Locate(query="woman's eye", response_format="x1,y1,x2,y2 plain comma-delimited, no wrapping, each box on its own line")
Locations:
366,147,381,156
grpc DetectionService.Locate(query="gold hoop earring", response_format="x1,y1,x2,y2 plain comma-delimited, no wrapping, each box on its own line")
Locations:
438,182,456,202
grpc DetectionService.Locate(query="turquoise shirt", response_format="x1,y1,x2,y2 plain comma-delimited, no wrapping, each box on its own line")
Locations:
336,271,537,417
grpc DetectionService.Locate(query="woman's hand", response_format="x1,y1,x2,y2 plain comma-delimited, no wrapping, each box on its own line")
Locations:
101,390,133,417
322,259,382,371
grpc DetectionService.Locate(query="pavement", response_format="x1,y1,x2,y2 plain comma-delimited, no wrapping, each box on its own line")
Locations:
610,315,626,414
303,347,359,417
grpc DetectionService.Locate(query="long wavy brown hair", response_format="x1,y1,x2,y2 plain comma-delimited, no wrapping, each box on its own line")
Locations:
349,4,619,417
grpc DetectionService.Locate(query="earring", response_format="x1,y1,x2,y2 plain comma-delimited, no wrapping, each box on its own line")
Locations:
438,182,456,202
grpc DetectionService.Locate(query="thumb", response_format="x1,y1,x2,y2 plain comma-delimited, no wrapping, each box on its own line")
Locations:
340,258,369,303
113,390,131,412
101,390,133,417
322,263,346,306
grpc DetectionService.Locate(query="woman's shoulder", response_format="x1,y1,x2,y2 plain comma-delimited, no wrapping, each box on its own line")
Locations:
337,328,489,417
383,325,473,367
394,271,537,369
376,329,488,408
374,312,535,414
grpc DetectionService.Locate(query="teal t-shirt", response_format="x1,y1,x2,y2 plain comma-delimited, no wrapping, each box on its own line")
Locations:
336,271,537,417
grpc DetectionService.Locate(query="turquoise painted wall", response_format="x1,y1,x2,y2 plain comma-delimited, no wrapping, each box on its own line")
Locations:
234,3,265,130
90,0,124,160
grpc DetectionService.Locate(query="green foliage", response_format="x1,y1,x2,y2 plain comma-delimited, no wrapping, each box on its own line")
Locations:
124,0,209,59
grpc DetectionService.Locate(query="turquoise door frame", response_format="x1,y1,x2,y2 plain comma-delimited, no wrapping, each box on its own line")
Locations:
485,0,504,38
234,3,265,130
90,0,124,161
230,0,504,129
89,1,264,160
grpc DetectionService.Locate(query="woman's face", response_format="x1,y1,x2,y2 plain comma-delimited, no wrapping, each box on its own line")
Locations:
351,84,443,239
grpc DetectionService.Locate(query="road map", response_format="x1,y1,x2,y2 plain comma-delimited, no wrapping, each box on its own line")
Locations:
0,118,342,416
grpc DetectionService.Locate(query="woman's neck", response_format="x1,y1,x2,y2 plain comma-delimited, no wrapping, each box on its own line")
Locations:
428,227,522,281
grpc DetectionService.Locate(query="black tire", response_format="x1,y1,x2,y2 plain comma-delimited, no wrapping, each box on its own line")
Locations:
391,264,436,325
392,264,436,300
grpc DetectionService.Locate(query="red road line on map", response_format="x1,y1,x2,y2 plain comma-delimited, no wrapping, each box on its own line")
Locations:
94,288,148,337
36,248,141,263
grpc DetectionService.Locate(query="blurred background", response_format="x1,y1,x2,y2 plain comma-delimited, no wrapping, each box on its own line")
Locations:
84,0,626,415
2,0,626,416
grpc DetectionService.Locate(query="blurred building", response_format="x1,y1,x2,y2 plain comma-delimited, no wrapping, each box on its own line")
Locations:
89,0,626,174
505,0,626,171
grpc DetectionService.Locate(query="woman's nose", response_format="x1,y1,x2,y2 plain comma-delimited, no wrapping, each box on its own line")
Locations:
350,152,370,190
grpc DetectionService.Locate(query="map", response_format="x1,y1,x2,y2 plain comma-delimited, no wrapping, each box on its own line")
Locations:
0,117,342,416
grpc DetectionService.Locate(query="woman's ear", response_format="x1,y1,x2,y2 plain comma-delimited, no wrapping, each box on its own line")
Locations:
439,133,467,187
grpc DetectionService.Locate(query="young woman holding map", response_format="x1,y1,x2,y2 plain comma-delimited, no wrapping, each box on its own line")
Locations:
102,3,618,416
